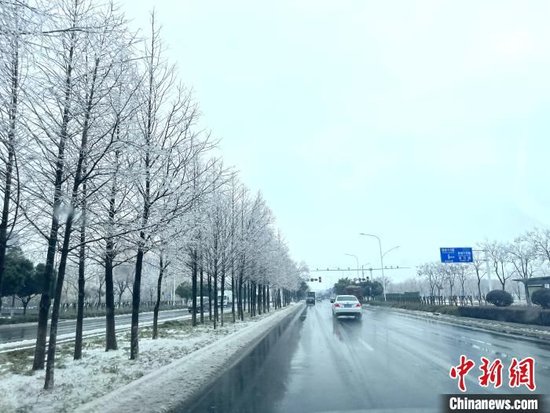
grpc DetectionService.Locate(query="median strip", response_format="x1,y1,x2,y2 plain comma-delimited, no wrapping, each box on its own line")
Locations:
0,305,299,413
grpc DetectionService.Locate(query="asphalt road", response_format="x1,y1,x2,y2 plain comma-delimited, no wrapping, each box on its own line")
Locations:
184,302,550,413
0,309,190,345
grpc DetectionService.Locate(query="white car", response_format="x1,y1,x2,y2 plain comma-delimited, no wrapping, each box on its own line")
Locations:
331,295,363,319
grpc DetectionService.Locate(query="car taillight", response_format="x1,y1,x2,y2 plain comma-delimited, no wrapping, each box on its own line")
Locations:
355,303,361,307
334,303,341,307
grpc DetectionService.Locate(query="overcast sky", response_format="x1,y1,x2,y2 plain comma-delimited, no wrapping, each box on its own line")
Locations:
121,0,550,287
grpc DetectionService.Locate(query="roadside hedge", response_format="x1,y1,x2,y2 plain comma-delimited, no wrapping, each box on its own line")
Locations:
457,306,550,326
531,289,550,309
486,289,514,307
368,301,550,326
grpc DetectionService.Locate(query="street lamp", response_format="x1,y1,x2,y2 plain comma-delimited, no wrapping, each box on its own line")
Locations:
344,253,359,278
359,233,388,301
383,245,400,259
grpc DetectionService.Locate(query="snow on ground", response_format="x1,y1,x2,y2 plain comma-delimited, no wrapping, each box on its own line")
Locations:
372,305,550,341
0,305,299,413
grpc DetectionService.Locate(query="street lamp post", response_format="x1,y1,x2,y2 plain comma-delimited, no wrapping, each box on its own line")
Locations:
344,253,360,279
359,234,400,301
359,233,386,300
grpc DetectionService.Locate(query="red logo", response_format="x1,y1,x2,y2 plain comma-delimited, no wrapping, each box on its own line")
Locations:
509,357,536,391
449,355,475,392
479,357,503,388
450,356,536,392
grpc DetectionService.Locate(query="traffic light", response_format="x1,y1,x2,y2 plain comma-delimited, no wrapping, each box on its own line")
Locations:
318,277,322,283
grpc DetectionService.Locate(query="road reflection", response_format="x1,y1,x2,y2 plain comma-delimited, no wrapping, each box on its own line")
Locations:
332,313,363,343
179,309,304,413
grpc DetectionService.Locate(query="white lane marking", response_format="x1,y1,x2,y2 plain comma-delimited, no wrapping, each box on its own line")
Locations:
469,338,493,346
359,338,374,352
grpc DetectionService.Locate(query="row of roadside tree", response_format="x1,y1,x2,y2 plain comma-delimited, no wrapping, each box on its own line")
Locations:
414,228,550,305
0,0,304,390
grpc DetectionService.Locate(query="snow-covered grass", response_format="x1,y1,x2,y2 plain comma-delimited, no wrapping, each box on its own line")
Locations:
0,307,298,413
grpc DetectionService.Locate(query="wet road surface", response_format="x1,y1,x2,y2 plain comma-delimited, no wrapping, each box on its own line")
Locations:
184,302,550,413
0,309,190,344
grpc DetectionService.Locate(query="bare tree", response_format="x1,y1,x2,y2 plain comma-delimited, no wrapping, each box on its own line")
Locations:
471,253,486,305
0,0,34,312
484,241,512,290
114,266,131,306
507,235,536,305
455,264,469,305
25,0,85,372
529,227,550,264
417,262,438,304
128,12,219,359
443,264,457,304
30,0,138,388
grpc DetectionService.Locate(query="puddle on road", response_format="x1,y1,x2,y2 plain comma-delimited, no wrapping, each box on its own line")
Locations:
175,308,304,413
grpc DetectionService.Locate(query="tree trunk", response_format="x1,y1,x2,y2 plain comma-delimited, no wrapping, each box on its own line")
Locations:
0,140,14,315
249,282,253,316
33,222,59,371
104,244,117,350
207,270,212,321
191,249,197,326
104,148,119,351
238,272,243,321
477,280,482,306
257,283,261,316
213,265,218,329
152,253,164,339
245,282,249,316
130,243,145,360
74,171,87,360
524,282,531,305
248,283,251,313
117,289,124,308
44,207,76,389
231,265,235,323
220,260,225,326
199,264,204,324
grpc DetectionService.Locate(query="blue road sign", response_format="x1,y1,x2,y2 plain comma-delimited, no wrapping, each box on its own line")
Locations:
440,247,473,263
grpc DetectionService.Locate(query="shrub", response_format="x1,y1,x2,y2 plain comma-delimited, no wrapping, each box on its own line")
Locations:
531,288,550,309
458,306,545,324
486,290,513,307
